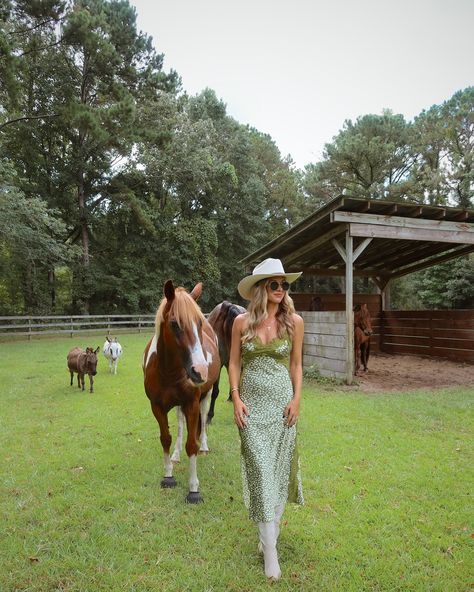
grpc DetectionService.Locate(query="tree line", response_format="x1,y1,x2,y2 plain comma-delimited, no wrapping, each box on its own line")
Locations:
1,0,473,315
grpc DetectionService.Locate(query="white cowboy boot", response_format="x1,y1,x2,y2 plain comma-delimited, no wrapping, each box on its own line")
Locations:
274,503,285,542
258,503,285,553
257,521,281,580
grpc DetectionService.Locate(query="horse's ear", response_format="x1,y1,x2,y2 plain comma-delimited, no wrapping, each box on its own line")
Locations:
106,336,110,342
94,346,100,354
190,282,203,301
164,280,175,301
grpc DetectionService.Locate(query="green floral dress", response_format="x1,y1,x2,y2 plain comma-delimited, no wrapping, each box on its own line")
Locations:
239,335,304,522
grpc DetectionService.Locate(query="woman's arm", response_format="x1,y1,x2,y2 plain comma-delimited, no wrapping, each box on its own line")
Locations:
284,313,304,427
228,314,249,429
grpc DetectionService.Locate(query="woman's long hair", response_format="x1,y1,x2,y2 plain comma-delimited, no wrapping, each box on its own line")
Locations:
242,280,296,343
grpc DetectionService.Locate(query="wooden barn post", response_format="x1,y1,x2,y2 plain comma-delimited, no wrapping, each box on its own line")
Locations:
345,230,354,385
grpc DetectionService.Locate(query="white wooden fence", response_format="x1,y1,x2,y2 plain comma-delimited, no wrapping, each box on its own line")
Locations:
0,314,156,339
300,311,347,379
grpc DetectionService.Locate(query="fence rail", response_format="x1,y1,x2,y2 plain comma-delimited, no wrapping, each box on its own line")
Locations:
0,314,156,339
380,309,474,363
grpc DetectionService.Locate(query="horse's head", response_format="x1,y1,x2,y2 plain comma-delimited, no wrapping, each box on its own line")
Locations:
84,347,100,376
354,303,373,336
157,280,209,386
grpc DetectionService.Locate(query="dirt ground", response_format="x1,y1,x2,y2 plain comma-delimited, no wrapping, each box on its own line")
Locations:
353,352,474,393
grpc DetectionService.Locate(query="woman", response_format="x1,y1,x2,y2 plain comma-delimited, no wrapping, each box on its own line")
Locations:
228,257,304,580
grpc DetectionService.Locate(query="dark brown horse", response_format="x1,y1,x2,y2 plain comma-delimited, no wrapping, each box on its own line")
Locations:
354,303,373,375
67,346,100,393
143,280,220,503
206,300,246,423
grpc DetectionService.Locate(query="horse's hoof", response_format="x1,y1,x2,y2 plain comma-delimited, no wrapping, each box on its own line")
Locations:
198,449,210,455
185,491,203,504
160,476,177,488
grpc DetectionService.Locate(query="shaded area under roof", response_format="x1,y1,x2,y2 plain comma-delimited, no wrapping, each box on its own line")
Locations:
241,196,474,281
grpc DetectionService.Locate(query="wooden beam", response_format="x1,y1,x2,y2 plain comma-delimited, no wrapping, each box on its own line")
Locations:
345,230,354,385
353,237,373,262
300,267,391,277
282,225,347,266
332,210,474,233
389,245,474,278
240,196,347,265
331,238,346,263
349,223,474,245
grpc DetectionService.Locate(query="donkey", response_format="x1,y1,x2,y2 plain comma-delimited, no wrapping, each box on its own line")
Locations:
103,337,123,374
67,346,100,393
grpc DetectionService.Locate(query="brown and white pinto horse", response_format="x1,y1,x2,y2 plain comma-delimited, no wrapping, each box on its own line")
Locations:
354,303,373,375
143,280,220,503
206,300,246,424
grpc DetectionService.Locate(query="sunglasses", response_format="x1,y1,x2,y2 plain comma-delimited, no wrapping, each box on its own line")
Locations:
268,280,290,292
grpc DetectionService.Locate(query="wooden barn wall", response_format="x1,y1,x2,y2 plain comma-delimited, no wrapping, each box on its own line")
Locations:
292,292,381,316
381,310,474,363
295,294,381,377
299,311,347,379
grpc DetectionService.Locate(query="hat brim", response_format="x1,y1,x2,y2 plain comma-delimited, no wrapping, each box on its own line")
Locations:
238,271,302,300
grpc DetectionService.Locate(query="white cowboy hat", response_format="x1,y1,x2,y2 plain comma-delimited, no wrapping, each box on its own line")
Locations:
238,258,302,300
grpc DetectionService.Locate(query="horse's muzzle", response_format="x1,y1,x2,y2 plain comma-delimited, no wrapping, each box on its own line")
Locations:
364,330,373,336
188,365,208,385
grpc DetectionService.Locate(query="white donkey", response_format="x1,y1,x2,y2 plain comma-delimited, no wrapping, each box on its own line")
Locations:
103,337,123,374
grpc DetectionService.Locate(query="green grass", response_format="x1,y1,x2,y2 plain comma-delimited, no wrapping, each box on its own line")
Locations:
1,333,473,591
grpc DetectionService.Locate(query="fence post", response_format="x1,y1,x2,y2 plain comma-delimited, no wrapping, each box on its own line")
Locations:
70,317,73,338
28,317,32,341
107,317,111,336
138,316,142,333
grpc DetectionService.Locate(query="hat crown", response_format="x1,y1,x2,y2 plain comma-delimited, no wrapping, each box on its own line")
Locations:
252,258,285,276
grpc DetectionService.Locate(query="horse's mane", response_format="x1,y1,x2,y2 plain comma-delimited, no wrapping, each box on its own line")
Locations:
155,287,206,337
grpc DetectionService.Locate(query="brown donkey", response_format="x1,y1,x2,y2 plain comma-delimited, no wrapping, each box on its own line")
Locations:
67,347,100,393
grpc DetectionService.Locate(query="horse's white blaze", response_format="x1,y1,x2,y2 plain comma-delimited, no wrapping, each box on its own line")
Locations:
145,334,157,368
190,322,208,383
188,455,199,493
163,452,173,478
171,407,184,463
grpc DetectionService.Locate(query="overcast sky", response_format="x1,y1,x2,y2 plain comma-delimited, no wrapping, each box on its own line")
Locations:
129,0,473,169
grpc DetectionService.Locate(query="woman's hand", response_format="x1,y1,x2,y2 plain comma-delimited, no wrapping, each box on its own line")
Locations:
284,398,300,428
233,396,249,429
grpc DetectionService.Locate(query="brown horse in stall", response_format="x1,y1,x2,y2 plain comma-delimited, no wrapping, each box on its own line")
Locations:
207,300,246,424
143,280,220,503
354,303,373,375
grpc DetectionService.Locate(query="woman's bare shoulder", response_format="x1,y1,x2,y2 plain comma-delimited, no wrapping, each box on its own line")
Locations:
234,312,249,329
292,312,304,328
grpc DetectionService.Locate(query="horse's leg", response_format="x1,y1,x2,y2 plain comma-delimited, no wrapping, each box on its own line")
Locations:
89,373,94,393
79,373,85,390
150,402,176,488
183,399,203,503
114,359,118,375
354,344,361,376
77,373,81,389
171,407,184,463
199,390,211,454
364,339,371,372
70,370,74,386
206,370,221,425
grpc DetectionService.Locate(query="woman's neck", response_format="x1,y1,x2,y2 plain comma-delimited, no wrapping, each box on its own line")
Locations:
266,302,278,318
